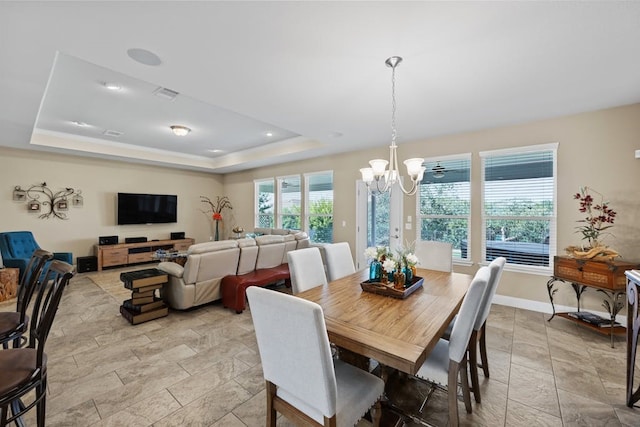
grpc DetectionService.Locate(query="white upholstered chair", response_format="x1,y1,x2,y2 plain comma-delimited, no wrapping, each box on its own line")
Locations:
287,247,328,294
324,242,356,282
415,266,491,426
415,240,453,272
246,286,384,427
441,257,506,403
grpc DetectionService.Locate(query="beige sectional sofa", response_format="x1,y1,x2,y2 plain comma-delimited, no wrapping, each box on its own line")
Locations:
158,232,310,310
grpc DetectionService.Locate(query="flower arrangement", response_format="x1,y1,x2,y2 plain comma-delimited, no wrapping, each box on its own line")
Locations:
201,195,233,221
201,196,233,241
565,187,619,259
364,243,419,287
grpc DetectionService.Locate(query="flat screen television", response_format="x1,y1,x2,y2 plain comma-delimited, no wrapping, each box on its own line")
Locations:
117,193,177,225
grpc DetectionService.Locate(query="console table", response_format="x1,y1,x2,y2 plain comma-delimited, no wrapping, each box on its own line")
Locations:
94,238,194,271
626,270,640,407
547,255,639,347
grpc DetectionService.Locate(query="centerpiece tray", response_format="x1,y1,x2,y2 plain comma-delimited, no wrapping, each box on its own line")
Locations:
360,276,424,299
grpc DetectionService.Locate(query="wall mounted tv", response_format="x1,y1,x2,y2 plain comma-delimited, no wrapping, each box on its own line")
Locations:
117,193,177,225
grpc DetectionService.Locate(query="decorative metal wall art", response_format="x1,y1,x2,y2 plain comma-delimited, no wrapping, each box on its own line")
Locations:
13,183,83,220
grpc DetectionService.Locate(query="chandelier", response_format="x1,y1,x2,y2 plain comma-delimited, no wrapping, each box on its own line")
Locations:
360,56,425,196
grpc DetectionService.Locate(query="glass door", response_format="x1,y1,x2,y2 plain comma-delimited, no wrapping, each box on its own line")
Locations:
355,181,403,269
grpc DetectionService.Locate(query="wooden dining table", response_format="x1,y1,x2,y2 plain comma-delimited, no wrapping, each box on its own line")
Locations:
296,267,473,375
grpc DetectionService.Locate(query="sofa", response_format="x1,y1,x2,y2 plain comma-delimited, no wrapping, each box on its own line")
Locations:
0,231,73,279
158,233,310,311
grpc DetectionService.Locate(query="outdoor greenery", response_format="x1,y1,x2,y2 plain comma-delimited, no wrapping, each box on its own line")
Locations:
257,191,274,227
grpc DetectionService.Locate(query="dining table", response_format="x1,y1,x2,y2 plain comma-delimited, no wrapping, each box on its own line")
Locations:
296,267,473,376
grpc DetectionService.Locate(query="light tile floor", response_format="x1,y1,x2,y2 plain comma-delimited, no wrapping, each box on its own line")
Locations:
1,269,639,426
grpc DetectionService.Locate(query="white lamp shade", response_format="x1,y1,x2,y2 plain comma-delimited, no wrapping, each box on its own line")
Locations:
418,166,426,182
403,158,425,179
360,167,374,183
369,159,389,177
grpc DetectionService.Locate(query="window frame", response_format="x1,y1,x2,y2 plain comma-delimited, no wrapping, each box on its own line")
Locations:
416,153,472,265
276,175,302,230
254,178,275,229
479,143,558,275
304,170,334,244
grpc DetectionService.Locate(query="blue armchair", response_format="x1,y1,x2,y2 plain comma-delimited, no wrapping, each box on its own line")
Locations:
0,231,72,279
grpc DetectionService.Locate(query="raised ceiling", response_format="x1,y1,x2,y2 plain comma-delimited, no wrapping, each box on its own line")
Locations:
2,2,640,174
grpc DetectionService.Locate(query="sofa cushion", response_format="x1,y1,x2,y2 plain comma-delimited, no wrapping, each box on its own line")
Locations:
237,239,259,275
188,240,238,255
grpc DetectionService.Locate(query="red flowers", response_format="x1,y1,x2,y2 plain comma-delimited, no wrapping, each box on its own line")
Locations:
212,212,223,221
573,187,616,247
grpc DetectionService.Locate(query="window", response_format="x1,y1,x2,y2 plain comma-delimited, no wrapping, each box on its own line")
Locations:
278,175,301,230
417,155,471,260
480,143,557,272
255,179,275,228
305,171,333,243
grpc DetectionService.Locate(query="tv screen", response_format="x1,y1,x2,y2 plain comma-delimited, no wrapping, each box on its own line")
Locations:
117,193,177,225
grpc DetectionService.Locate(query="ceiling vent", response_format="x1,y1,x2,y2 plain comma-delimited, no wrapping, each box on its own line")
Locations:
103,129,124,137
153,87,179,101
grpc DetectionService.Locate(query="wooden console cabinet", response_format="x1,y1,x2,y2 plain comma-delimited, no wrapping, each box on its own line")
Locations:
547,255,639,347
94,238,194,271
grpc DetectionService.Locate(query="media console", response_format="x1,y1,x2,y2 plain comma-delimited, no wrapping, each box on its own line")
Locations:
94,238,195,271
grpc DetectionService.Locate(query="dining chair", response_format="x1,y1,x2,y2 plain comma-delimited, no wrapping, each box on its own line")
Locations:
246,286,385,427
0,249,53,349
0,260,75,427
414,266,491,426
324,242,356,282
415,240,453,272
287,247,328,294
441,257,506,403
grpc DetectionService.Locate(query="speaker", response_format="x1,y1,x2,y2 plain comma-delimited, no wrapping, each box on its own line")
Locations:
77,256,97,273
125,237,147,243
99,235,118,245
170,232,185,240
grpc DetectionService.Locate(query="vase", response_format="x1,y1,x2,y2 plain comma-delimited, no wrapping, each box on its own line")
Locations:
402,266,413,284
393,270,406,290
214,220,220,241
369,260,382,281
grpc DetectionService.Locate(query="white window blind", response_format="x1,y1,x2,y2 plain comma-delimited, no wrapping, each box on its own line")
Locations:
481,144,557,271
418,155,471,260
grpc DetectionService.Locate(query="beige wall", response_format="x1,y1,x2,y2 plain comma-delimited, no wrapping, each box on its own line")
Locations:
1,104,638,312
0,148,224,259
225,103,640,312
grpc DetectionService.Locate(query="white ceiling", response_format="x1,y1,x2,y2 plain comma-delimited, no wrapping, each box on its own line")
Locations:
2,1,640,174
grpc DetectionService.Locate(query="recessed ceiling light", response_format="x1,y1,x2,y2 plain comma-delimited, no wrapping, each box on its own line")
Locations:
71,121,88,127
208,149,224,153
127,48,162,66
103,129,123,137
170,125,191,136
264,131,273,137
102,82,122,91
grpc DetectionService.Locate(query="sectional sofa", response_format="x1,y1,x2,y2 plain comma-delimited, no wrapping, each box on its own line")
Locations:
158,232,309,311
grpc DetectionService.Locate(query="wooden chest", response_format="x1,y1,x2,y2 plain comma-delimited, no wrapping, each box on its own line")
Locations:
0,267,20,302
554,255,639,291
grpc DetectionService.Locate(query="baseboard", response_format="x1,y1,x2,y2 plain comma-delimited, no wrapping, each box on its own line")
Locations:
492,294,626,325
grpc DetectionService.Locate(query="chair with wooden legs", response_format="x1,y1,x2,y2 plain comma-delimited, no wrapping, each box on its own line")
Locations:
0,249,53,349
0,260,75,426
441,257,506,403
287,247,328,294
414,267,491,426
247,286,385,427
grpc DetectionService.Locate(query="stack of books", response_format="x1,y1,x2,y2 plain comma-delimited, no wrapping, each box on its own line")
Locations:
566,311,620,328
119,268,169,324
